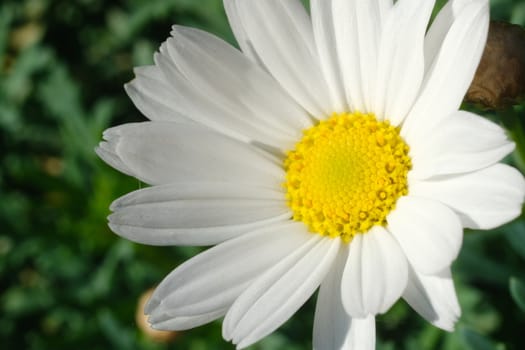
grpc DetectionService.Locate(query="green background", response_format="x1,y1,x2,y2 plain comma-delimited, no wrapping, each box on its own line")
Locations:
2,0,525,349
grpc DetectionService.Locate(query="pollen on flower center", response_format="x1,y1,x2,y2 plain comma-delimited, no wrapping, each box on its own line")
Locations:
283,112,411,243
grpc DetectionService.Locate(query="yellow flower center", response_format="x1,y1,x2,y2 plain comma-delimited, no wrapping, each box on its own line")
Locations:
283,112,411,243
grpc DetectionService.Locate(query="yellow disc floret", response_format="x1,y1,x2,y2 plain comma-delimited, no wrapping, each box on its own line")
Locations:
283,112,411,243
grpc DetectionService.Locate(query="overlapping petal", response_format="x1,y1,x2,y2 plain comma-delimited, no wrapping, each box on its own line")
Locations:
129,26,314,149
234,0,333,117
109,183,290,246
166,27,312,140
310,0,348,112
374,0,435,125
96,122,283,186
403,267,461,331
223,0,261,64
331,0,386,114
313,246,376,350
424,0,481,72
410,164,525,229
409,111,515,179
387,196,463,275
124,65,196,124
403,0,489,142
223,234,340,348
346,316,376,350
146,222,312,330
313,246,352,349
341,226,408,316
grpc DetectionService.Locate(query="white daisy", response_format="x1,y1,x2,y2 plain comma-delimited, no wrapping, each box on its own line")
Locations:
96,0,525,349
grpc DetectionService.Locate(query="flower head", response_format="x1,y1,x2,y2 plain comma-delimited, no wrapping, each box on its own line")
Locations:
97,0,525,349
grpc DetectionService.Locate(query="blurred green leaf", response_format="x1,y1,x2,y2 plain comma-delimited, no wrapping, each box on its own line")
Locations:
510,277,525,312
457,283,501,334
511,2,525,25
456,232,515,286
504,220,525,261
460,328,500,350
77,240,134,303
97,309,135,349
0,4,14,62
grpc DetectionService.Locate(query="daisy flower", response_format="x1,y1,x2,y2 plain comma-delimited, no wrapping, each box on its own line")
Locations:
96,0,525,348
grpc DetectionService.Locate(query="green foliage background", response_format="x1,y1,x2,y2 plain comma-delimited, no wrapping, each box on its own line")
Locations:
1,0,525,349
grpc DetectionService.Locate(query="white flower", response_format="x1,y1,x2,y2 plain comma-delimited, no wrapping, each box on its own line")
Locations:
96,0,525,349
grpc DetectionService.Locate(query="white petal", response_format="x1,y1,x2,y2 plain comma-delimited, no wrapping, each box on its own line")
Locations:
152,309,227,331
410,164,525,230
223,0,261,63
315,311,376,350
129,34,310,150
151,51,255,144
310,0,347,112
377,0,394,20
402,0,489,141
341,226,408,317
314,257,377,350
109,183,290,246
387,196,463,274
403,267,461,331
125,66,195,124
97,122,283,186
313,246,352,349
409,111,515,179
332,0,382,113
146,222,311,330
95,140,134,177
166,26,312,147
374,0,435,125
347,315,376,350
423,0,477,72
223,234,340,349
235,0,332,117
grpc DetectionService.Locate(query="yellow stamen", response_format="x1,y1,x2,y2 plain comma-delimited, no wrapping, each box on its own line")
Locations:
283,112,411,243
